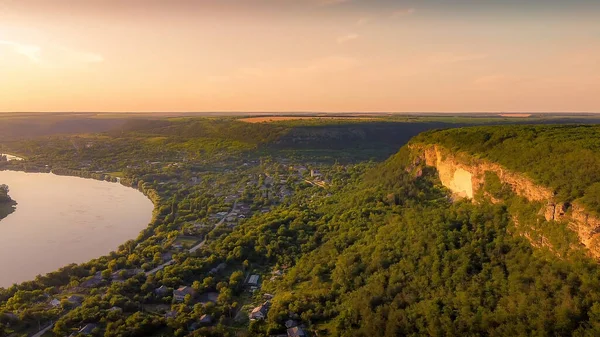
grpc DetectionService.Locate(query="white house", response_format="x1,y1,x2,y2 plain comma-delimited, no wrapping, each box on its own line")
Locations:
247,274,260,286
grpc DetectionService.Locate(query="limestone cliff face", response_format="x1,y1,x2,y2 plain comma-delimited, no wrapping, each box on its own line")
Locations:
412,143,600,259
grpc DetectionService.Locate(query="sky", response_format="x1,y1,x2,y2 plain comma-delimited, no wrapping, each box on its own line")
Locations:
1,0,599,113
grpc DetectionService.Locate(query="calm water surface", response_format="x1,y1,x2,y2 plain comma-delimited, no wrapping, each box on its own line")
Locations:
0,171,153,287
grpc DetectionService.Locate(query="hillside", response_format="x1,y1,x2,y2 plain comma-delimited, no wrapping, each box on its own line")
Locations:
257,141,600,336
4,121,600,336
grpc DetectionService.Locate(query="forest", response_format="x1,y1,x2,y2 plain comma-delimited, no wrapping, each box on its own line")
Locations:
2,118,600,336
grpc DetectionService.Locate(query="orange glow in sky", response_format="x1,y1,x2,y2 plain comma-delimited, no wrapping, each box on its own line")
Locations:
1,0,599,112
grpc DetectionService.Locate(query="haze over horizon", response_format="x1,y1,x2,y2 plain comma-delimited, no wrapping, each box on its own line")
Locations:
1,0,599,113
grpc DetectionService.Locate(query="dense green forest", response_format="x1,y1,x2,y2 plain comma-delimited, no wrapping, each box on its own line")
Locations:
412,125,600,214
254,147,600,336
3,118,600,336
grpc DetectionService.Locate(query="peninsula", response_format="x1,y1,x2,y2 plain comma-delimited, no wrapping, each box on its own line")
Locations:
0,184,16,220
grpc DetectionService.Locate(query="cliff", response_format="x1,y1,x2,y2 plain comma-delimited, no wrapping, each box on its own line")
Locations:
411,143,600,259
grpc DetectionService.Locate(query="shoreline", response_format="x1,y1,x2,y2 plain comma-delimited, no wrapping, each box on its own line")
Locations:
0,199,17,221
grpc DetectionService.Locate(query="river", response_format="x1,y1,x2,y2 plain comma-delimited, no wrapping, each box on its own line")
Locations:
0,170,154,287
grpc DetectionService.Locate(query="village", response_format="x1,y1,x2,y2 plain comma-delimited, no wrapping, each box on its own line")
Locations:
6,155,336,337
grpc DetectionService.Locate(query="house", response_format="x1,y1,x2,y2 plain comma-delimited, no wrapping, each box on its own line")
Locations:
161,252,173,262
189,322,201,331
67,295,83,306
155,285,169,296
264,293,275,300
247,274,260,286
199,314,213,325
310,169,322,178
78,323,98,335
198,291,219,304
285,320,299,328
81,272,103,288
81,277,103,288
209,262,227,275
296,166,308,174
108,306,122,313
49,298,61,308
287,326,307,337
165,310,178,319
173,286,195,302
249,301,270,320
192,223,211,230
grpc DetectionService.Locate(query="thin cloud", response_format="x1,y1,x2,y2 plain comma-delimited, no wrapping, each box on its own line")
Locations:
0,40,103,66
0,40,42,63
337,34,360,44
392,8,416,18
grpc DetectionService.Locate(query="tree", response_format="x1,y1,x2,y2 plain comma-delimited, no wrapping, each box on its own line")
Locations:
229,271,245,289
0,184,10,202
217,288,232,306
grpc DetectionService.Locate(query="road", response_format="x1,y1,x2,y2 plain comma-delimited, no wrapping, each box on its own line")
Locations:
30,323,54,337
146,200,237,275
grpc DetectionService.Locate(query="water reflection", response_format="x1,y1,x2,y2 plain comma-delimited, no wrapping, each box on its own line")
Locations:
0,171,153,287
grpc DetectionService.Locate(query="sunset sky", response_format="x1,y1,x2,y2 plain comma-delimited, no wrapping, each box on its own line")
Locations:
1,0,599,113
